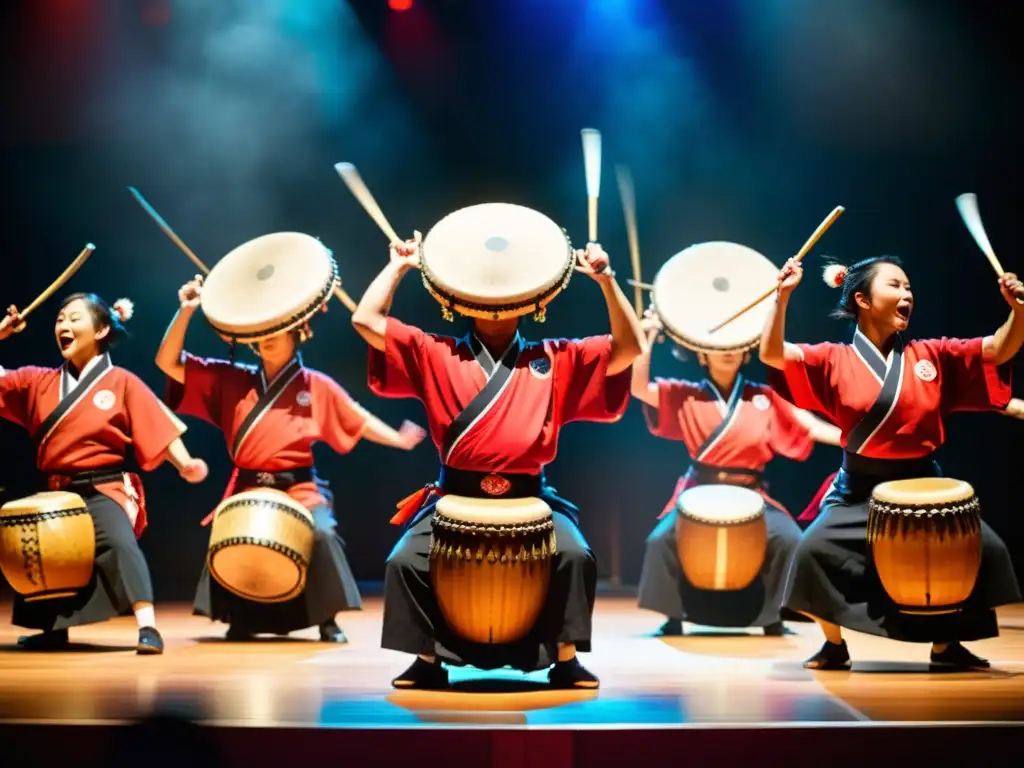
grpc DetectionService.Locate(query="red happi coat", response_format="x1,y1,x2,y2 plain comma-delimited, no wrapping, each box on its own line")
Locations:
643,375,815,518
367,317,632,524
768,329,1013,521
0,353,185,536
165,352,369,520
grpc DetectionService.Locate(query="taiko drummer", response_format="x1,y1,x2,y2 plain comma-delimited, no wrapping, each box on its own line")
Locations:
761,255,1023,669
631,242,840,637
157,248,426,643
351,206,646,690
0,295,208,654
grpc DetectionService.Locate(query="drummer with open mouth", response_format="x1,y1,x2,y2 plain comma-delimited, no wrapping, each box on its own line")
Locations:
632,243,841,638
761,254,1023,670
351,206,646,690
157,245,427,643
0,295,208,654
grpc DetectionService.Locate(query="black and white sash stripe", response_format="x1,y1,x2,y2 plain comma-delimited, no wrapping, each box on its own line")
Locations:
846,330,905,455
695,375,745,462
34,352,114,446
231,354,304,460
441,333,523,463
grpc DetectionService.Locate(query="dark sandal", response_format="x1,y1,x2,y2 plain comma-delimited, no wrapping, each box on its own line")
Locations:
392,658,448,690
930,642,990,670
548,658,600,689
803,639,851,670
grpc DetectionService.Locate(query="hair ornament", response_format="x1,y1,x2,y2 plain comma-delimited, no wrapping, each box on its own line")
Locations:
822,263,847,289
112,298,134,322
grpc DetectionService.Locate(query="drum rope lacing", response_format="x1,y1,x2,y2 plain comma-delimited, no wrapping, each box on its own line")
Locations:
867,497,982,543
431,517,557,563
419,232,575,322
432,519,556,536
0,507,90,527
213,497,316,530
868,497,980,517
208,536,311,569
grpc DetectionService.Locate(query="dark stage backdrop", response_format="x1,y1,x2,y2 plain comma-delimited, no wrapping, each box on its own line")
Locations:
0,0,1021,601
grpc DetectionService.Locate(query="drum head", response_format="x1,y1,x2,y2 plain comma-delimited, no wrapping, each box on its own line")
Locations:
209,545,305,602
201,232,338,342
677,484,765,523
435,495,553,525
420,203,574,319
1,491,87,516
653,242,779,353
872,477,975,506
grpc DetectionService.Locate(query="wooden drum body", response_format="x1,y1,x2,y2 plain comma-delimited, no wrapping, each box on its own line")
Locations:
868,477,982,615
0,491,96,601
429,495,556,645
207,489,315,603
200,232,339,343
653,242,780,354
675,485,767,591
419,203,575,322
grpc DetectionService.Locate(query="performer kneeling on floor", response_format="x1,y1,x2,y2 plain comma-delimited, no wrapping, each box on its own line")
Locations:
760,254,1024,670
0,295,208,654
352,223,645,690
634,309,840,637
157,274,426,643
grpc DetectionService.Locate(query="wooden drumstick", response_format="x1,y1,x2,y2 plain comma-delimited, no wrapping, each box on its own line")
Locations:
128,186,210,275
332,283,357,313
20,243,96,320
334,162,402,244
956,193,1004,275
707,205,846,334
615,164,644,318
627,279,654,291
581,128,602,243
955,193,1008,276
959,194,1024,304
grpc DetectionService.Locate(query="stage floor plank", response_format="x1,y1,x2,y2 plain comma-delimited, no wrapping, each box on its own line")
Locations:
1,598,1023,728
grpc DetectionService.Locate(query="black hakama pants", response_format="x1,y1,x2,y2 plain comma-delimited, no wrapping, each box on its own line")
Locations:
784,456,1022,642
382,507,597,672
193,504,362,635
638,501,801,628
12,490,154,631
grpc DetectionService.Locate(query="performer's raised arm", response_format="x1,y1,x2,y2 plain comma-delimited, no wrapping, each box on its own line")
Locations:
981,273,1024,365
759,258,804,370
351,237,421,351
575,243,646,376
630,309,661,408
155,275,203,384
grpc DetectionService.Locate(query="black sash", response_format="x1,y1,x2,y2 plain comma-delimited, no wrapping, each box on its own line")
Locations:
438,465,542,498
686,460,763,488
837,450,940,500
33,353,113,445
235,466,315,491
846,331,905,455
231,355,303,460
694,375,745,461
441,334,522,462
49,467,127,490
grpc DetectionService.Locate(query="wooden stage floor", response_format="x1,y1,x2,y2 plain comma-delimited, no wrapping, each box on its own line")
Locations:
2,597,1023,730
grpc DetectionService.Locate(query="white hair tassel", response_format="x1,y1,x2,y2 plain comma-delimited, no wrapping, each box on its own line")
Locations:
821,264,847,289
112,298,135,323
